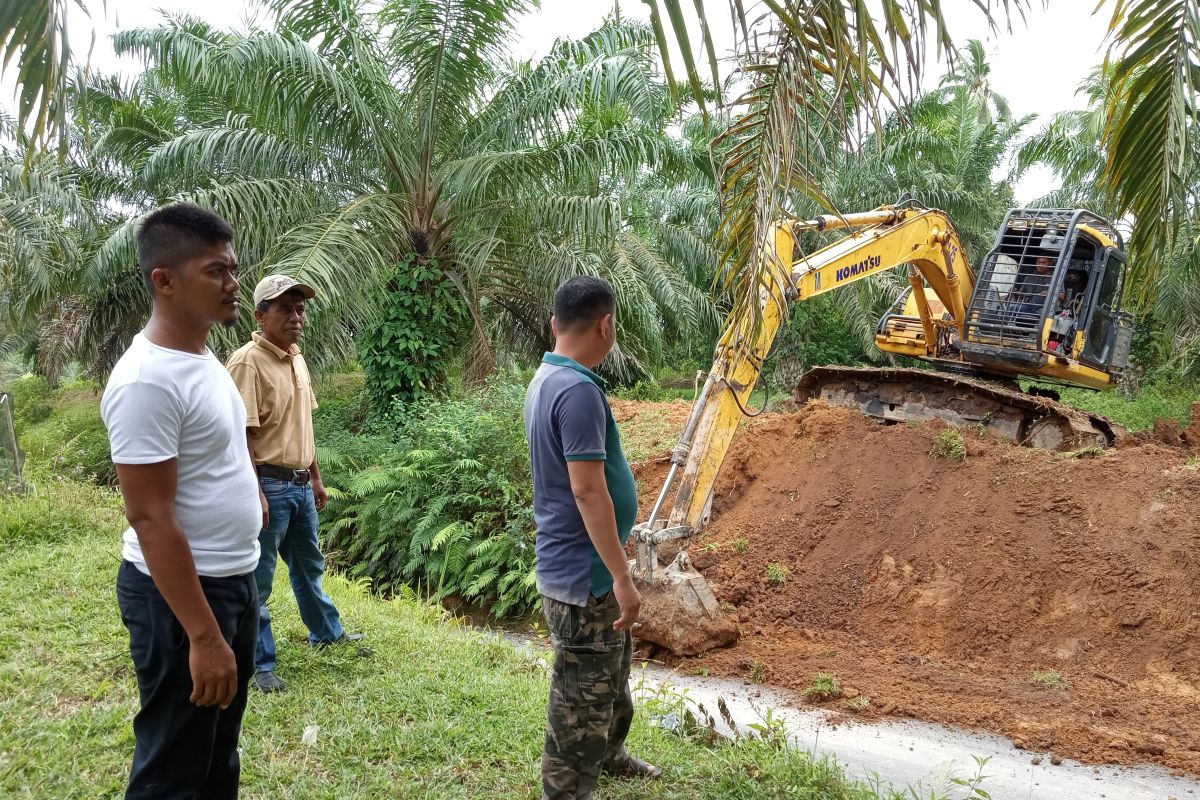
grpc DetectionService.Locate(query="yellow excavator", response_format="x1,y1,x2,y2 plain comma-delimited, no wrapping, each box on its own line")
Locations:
631,205,1133,654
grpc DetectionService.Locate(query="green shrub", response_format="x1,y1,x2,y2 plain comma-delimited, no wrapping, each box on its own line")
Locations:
611,379,693,403
19,398,113,485
312,374,372,440
2,374,53,433
324,380,537,617
1057,378,1196,432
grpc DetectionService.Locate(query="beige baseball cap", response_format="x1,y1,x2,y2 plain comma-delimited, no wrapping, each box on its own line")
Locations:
253,274,316,306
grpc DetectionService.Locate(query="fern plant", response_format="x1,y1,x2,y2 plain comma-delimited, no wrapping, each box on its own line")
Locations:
323,380,538,617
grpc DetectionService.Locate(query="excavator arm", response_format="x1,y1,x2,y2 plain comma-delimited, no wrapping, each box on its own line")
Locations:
644,206,973,538
629,206,973,655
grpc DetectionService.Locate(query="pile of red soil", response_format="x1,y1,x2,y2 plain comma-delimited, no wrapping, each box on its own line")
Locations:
630,402,1200,773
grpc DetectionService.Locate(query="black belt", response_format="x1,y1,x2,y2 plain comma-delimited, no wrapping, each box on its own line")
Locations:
257,464,311,484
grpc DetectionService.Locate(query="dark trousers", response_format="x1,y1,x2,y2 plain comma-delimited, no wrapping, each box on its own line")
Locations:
116,560,258,800
541,592,635,800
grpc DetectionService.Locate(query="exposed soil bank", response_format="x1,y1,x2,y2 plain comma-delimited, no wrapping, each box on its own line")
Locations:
629,401,1200,775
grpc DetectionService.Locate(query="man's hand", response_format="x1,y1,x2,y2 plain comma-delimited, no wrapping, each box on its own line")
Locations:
188,630,238,708
611,572,642,631
311,478,328,512
259,490,269,528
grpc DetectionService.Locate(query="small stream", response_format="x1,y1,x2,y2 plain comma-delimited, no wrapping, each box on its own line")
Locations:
500,633,1200,800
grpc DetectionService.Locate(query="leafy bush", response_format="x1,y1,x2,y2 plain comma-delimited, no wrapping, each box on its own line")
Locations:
312,373,372,441
611,379,694,403
19,394,113,485
766,294,876,390
2,374,52,433
324,380,537,617
358,256,467,413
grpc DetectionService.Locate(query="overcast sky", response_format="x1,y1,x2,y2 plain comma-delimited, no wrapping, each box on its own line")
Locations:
13,0,1113,203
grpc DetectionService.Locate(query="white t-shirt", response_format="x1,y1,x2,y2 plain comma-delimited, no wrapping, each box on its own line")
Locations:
101,333,262,577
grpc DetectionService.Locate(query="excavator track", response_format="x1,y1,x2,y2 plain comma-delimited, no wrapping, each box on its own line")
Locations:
793,366,1120,451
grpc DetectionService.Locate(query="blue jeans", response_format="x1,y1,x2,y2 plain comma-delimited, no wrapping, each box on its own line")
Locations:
254,477,344,673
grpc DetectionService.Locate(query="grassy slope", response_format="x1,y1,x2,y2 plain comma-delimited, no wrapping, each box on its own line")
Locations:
0,481,904,800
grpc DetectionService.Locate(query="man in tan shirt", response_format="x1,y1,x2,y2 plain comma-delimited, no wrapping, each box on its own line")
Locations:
227,275,362,693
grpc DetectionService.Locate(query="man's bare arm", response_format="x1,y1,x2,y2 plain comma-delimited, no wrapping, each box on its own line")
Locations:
309,455,327,511
115,461,237,708
566,459,640,630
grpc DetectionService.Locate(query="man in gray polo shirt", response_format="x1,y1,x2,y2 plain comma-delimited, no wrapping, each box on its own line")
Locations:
525,276,661,800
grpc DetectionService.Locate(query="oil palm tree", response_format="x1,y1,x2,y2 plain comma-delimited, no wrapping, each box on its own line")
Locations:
0,119,100,382
74,3,716,386
938,39,1012,124
0,0,85,154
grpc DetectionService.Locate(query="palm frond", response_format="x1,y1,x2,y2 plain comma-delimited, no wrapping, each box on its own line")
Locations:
1100,0,1200,305
0,0,86,152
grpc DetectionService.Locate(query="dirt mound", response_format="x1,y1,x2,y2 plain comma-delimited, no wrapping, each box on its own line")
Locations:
1140,401,1200,450
609,397,692,426
630,402,1200,773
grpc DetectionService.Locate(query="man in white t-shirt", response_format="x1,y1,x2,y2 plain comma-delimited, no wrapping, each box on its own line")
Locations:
102,203,267,799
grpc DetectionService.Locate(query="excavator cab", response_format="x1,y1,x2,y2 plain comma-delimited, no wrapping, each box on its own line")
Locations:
960,209,1134,387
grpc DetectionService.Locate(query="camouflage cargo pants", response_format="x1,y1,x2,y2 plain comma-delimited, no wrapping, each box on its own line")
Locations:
541,592,634,800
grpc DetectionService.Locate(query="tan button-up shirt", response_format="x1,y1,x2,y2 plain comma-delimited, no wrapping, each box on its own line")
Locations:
226,332,318,470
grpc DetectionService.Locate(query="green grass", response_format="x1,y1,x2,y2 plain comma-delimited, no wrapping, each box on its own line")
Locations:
0,480,925,800
803,673,843,703
843,695,870,713
1053,382,1195,433
617,404,685,464
764,563,788,585
929,428,967,460
1032,669,1070,691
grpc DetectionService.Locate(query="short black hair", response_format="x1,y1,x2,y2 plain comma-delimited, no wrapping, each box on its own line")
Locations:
136,203,235,293
553,276,615,332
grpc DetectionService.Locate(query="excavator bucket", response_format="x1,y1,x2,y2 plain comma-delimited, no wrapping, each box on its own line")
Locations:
630,524,739,655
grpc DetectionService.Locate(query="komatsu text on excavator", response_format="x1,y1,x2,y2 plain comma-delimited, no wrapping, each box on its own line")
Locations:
631,206,1133,655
